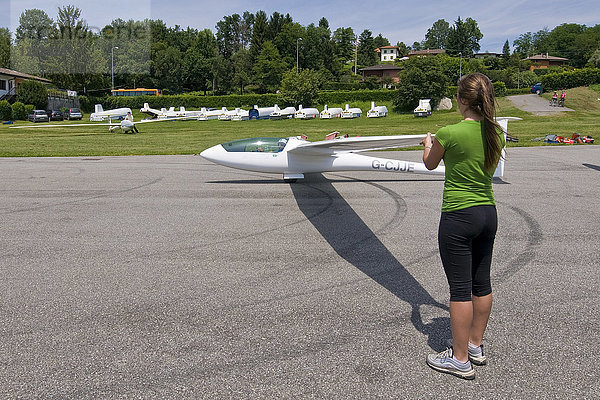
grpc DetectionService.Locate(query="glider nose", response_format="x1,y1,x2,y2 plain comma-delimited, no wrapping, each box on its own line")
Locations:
200,144,226,163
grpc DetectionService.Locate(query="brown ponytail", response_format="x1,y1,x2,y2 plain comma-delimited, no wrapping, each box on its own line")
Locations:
457,73,503,173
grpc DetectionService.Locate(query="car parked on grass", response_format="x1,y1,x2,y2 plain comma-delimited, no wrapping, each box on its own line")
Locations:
47,110,64,121
28,110,50,123
531,83,543,95
64,108,83,120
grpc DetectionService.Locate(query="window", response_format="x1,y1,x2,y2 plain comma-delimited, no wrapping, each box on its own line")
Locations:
0,80,6,91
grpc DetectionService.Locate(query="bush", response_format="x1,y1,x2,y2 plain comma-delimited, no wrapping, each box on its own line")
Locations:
540,68,600,90
11,101,27,120
17,80,48,109
0,100,12,121
25,104,35,115
393,67,449,112
280,69,323,107
78,95,91,112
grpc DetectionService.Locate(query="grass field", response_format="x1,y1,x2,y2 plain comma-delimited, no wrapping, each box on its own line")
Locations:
1,89,598,157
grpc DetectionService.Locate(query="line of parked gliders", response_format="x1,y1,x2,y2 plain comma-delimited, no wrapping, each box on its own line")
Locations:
532,133,594,144
139,102,390,121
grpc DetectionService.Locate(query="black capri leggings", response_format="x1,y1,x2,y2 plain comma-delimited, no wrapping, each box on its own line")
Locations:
438,205,498,302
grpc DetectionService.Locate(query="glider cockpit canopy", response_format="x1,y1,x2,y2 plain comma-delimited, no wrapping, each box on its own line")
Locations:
222,137,288,153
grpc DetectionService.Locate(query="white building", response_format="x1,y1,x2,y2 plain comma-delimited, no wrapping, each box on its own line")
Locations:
375,46,401,62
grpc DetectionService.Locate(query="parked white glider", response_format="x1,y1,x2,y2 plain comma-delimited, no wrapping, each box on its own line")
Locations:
9,116,189,133
341,104,362,118
200,117,519,182
270,104,296,120
320,105,343,119
89,104,132,121
367,102,388,118
140,103,202,119
295,105,319,119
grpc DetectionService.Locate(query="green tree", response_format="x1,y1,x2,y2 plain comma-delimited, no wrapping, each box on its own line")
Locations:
0,28,10,68
216,14,242,58
424,19,450,49
503,40,510,59
249,11,268,62
332,27,355,63
396,41,409,57
513,32,534,57
393,66,448,112
15,9,54,42
253,40,286,93
393,57,450,112
446,17,482,56
231,48,252,94
273,22,304,70
373,33,390,49
357,29,377,66
17,80,48,109
588,49,600,68
280,68,323,106
181,29,216,93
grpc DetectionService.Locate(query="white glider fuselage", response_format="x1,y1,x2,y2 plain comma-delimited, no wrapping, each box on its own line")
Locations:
200,136,445,180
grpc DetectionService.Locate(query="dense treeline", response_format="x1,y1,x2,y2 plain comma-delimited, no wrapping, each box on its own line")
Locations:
1,6,599,100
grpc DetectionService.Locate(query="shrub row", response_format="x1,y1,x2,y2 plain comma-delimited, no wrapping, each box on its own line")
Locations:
540,68,600,90
0,101,35,121
445,82,507,98
506,88,532,95
316,89,395,105
91,93,283,112
321,81,378,91
87,89,396,112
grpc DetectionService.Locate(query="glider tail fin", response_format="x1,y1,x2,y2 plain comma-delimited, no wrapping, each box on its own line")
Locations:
494,117,522,178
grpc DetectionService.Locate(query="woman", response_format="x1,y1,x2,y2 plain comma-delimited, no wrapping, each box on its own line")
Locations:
422,73,505,380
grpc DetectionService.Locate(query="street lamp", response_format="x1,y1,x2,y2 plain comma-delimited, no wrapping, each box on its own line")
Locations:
296,38,302,73
111,46,119,91
459,51,462,79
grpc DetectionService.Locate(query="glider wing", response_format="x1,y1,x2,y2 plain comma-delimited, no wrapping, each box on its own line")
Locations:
287,135,429,156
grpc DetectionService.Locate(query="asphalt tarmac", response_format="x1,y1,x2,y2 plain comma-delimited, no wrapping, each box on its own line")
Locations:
1,146,599,399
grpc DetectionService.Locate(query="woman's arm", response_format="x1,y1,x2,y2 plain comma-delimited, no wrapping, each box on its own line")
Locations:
422,132,445,170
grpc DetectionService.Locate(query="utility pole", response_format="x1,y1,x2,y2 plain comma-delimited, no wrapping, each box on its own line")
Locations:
296,38,302,73
111,46,119,92
459,52,462,79
354,36,358,75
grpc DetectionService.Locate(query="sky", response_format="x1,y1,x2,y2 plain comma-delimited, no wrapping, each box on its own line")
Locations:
2,0,599,52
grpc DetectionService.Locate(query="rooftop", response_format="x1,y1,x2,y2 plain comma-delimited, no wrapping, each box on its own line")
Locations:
0,68,52,83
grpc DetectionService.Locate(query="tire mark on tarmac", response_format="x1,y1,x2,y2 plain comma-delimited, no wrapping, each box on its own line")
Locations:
494,202,544,286
1,178,164,215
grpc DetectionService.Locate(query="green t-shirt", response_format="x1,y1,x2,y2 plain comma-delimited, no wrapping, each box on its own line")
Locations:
435,120,504,212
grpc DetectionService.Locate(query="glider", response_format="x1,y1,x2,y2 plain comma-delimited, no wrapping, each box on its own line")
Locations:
9,116,190,133
200,117,520,182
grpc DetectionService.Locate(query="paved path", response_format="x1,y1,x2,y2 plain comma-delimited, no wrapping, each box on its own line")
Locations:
508,93,573,115
1,148,599,398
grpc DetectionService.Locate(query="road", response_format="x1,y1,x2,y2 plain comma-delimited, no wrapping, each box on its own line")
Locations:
1,147,599,398
507,93,574,115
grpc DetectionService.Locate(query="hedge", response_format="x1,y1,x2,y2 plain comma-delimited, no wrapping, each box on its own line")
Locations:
94,93,283,111
445,82,507,98
0,100,12,121
316,89,395,105
89,90,396,111
540,68,600,90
